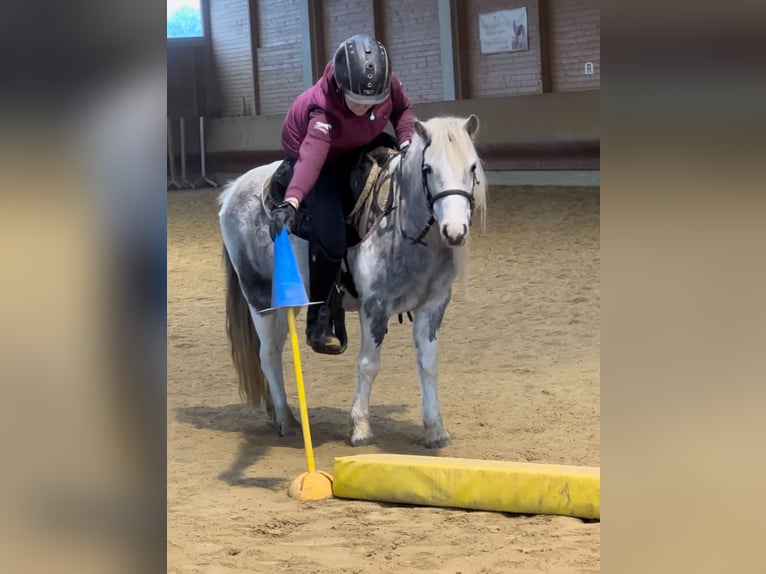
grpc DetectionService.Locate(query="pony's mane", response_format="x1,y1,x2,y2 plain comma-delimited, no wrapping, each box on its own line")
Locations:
415,116,488,231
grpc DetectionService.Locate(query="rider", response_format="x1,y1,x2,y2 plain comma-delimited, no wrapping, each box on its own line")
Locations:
270,33,416,355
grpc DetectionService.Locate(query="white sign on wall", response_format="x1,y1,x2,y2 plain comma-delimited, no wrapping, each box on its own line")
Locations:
479,8,528,54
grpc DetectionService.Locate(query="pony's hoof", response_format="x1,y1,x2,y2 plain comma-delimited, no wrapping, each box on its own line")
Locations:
278,411,301,437
425,429,452,449
349,431,376,447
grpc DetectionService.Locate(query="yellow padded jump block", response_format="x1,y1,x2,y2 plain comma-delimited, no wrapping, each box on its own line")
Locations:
333,454,600,520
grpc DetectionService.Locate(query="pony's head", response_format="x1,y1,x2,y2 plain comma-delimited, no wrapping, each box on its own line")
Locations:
412,115,487,246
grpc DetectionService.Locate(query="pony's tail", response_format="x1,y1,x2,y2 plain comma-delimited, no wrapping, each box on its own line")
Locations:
223,244,268,408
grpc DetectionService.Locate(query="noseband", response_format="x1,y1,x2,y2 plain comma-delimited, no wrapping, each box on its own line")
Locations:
404,139,479,245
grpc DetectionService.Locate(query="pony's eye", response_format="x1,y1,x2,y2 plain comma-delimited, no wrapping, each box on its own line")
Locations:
423,164,433,174
470,163,477,173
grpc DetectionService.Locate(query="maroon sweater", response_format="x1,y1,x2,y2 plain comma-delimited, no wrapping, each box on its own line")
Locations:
281,61,416,204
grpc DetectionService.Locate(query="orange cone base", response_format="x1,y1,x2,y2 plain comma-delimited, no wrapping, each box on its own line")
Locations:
288,471,334,500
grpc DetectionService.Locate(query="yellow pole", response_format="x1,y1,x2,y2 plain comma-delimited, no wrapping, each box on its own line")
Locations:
286,307,315,474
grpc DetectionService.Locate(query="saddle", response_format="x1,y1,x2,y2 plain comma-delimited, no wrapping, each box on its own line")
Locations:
346,146,399,239
263,159,293,213
263,142,404,353
263,159,314,239
264,144,400,243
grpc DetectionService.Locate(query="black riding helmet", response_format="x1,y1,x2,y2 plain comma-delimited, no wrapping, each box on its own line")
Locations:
333,34,391,106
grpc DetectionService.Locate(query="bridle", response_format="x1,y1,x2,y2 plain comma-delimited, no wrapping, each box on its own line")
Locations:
403,139,479,245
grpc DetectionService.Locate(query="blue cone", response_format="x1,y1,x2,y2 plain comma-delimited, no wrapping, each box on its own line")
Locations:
270,228,309,309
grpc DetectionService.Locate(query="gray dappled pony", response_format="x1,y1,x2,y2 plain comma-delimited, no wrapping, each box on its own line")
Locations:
218,115,487,448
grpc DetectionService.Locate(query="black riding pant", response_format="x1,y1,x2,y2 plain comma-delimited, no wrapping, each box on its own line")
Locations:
301,158,358,305
302,131,399,258
303,162,352,261
298,132,400,304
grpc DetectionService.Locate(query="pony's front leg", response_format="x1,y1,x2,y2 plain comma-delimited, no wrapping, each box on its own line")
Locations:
349,302,386,446
250,308,299,436
413,296,452,448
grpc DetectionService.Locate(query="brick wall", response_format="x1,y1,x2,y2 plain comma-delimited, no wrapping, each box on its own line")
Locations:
322,0,374,63
379,0,442,103
168,0,600,125
548,0,600,91
209,0,255,117
255,0,304,115
464,0,542,97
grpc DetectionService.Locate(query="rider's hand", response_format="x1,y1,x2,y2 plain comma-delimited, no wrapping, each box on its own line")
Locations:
269,200,297,240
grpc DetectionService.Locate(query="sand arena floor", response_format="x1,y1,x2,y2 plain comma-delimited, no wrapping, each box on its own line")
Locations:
168,184,600,573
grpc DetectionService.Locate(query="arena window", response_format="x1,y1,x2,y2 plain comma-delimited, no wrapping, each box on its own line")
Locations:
167,0,204,40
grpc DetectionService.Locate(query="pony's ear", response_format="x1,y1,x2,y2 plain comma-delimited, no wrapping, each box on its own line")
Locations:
414,120,430,144
464,114,479,138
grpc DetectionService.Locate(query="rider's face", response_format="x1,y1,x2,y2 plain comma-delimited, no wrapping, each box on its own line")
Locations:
344,96,372,117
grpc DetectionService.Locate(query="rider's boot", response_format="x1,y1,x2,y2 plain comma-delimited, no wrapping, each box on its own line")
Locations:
306,244,344,355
